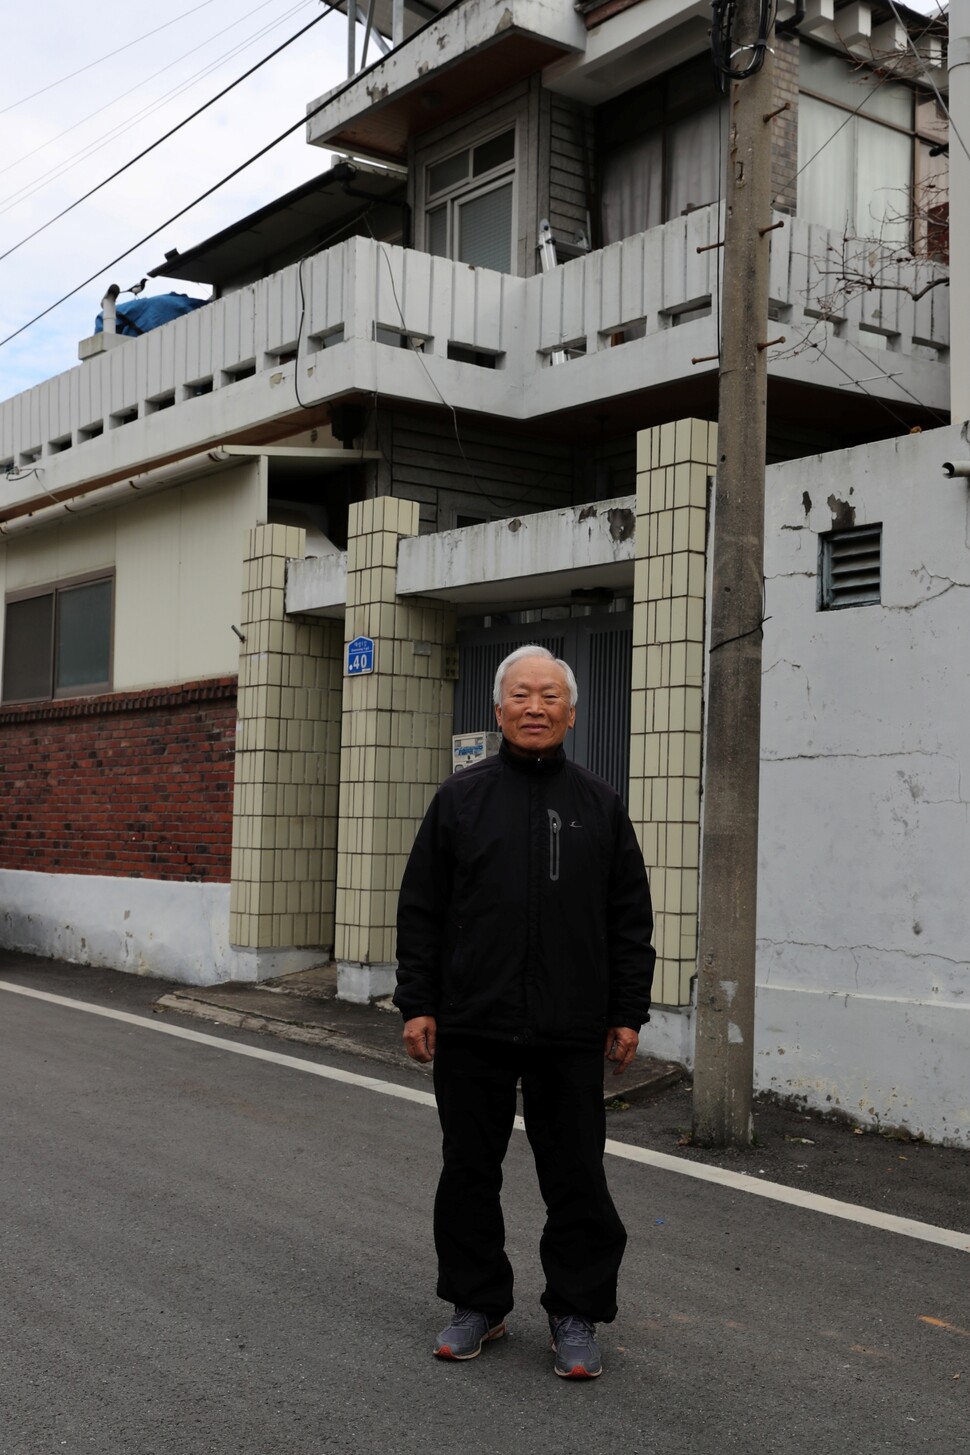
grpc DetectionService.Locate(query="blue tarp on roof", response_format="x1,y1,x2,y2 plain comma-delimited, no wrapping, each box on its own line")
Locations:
95,292,207,337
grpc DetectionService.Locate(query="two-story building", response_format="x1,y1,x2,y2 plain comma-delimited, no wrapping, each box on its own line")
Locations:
3,0,966,1143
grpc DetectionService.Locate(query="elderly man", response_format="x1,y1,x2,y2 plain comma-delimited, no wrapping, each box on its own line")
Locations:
394,644,655,1379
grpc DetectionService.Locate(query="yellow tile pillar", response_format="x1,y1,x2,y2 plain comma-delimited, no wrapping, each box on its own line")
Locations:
229,524,343,975
631,420,716,1008
335,497,457,1002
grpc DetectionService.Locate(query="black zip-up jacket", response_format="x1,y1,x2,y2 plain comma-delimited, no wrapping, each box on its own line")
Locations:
394,741,656,1048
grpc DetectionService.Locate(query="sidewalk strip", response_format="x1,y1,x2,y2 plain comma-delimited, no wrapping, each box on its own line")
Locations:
3,977,969,1256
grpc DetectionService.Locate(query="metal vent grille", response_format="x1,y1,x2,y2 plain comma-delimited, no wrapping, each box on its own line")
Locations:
820,524,882,610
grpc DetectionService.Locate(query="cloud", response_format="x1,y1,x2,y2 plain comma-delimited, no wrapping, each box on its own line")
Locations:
0,0,348,397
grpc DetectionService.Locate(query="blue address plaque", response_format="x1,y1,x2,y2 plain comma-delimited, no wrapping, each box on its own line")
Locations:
346,635,376,675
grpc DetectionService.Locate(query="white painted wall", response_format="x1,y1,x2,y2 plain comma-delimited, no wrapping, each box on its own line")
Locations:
113,460,263,689
0,869,326,985
754,423,970,1145
0,460,263,692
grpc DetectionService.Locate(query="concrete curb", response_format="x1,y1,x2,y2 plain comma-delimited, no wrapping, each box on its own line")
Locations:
154,972,683,1103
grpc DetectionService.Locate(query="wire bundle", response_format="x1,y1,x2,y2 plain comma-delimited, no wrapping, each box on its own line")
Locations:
710,0,777,90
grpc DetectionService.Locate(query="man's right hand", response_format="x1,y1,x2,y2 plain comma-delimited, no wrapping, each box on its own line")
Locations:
403,1015,437,1063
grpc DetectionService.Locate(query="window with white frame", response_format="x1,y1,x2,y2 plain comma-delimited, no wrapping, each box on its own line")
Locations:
798,45,948,258
423,127,516,274
2,572,113,703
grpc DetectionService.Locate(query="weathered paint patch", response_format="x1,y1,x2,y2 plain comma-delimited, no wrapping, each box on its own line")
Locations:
607,506,635,542
826,493,856,529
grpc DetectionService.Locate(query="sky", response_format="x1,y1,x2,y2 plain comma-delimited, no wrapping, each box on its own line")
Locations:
0,0,351,401
0,0,949,404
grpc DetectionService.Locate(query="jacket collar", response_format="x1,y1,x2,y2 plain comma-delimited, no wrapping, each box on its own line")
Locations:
499,738,567,774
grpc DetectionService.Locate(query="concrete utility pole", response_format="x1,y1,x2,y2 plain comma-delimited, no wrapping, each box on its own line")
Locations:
950,0,970,420
692,2,776,1147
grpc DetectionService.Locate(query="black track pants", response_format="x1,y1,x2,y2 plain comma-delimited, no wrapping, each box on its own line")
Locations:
431,1036,627,1325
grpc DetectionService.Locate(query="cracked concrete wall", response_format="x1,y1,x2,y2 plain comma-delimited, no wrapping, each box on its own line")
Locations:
757,423,970,1145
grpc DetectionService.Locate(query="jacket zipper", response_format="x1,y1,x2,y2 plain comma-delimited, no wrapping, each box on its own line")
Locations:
548,808,561,882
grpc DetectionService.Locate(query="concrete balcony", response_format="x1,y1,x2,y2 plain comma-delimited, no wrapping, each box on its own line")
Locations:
285,493,638,619
1,209,949,524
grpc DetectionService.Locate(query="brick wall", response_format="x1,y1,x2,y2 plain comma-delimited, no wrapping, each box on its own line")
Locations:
0,678,237,880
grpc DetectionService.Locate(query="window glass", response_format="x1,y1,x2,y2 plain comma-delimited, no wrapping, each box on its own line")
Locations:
601,133,663,244
798,94,911,243
856,116,911,245
800,46,912,129
2,593,53,702
422,123,516,271
666,104,725,217
458,181,513,273
472,129,515,177
55,578,112,692
597,58,725,242
916,95,948,144
427,206,448,258
797,94,856,235
915,138,949,262
428,148,469,197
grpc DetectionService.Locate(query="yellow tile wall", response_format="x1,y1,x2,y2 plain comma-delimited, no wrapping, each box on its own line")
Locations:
335,497,457,968
229,523,343,950
632,420,716,1006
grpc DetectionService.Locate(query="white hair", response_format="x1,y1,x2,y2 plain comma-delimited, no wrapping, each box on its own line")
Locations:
493,644,579,707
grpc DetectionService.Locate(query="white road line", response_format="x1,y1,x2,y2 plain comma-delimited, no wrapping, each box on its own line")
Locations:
3,977,969,1256
0,979,438,1110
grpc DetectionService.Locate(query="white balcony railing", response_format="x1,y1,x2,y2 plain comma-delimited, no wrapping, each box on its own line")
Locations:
0,208,949,511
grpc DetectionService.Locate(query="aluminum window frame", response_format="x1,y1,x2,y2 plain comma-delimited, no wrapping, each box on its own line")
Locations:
2,569,115,704
798,43,949,256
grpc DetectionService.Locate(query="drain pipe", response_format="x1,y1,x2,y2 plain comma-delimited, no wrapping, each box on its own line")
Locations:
0,449,234,536
101,283,121,335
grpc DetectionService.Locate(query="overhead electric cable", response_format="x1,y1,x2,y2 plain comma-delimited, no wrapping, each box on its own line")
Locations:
0,0,226,115
0,49,363,348
0,0,466,350
0,0,312,191
885,0,970,166
0,3,332,266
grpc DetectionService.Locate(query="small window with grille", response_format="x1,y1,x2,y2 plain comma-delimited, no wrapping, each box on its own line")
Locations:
818,524,882,610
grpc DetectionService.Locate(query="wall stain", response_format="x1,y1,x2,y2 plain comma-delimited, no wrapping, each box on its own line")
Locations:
826,494,856,529
607,507,635,542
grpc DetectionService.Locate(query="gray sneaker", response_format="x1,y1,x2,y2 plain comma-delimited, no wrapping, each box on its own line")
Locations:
549,1313,603,1379
433,1307,507,1360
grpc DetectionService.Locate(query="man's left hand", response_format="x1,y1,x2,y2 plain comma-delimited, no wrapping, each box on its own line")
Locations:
604,1026,639,1075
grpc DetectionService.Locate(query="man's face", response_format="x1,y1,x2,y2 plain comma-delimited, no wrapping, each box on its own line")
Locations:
495,657,576,755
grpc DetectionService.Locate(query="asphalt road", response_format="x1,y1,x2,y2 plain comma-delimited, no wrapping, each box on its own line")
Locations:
1,980,967,1455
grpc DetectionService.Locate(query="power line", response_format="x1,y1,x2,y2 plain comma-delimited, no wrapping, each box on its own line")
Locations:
0,0,311,195
0,25,383,349
0,0,460,351
0,3,331,267
0,0,226,115
885,0,970,167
